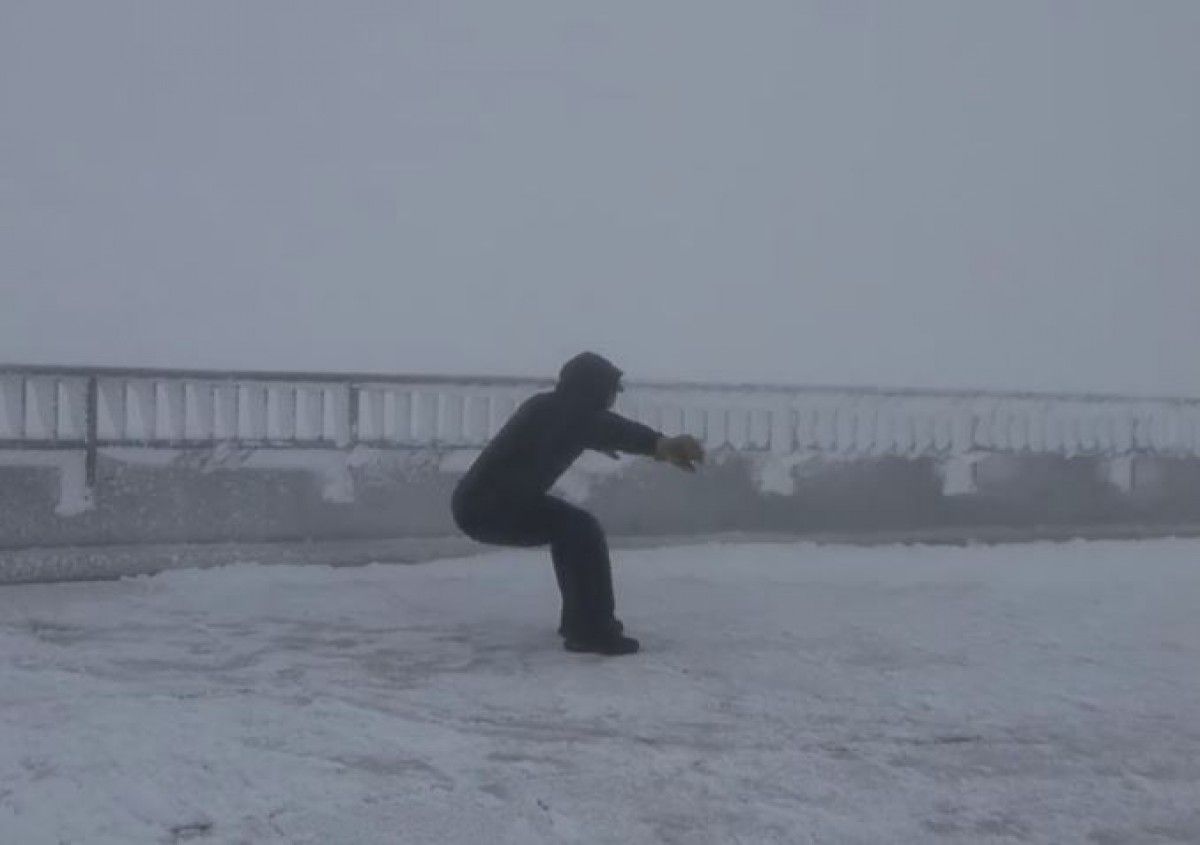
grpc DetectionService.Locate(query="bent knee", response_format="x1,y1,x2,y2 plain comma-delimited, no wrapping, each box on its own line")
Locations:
557,507,604,541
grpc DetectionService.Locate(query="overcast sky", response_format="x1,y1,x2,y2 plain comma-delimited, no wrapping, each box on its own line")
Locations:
1,1,1197,395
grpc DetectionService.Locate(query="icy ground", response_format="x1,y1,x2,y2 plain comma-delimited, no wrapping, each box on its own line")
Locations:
1,540,1198,845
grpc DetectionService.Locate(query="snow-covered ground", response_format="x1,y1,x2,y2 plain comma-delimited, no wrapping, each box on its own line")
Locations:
1,540,1198,845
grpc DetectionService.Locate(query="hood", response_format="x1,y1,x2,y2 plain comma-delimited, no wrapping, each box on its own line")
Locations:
556,352,623,410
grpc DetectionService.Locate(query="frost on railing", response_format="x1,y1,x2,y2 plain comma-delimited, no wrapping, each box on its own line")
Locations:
2,365,1199,512
352,382,537,448
97,379,353,447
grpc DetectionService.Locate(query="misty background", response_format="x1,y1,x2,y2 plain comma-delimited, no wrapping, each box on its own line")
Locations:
1,1,1197,396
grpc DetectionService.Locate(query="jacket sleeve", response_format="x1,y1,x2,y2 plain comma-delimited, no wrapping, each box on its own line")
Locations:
583,410,661,456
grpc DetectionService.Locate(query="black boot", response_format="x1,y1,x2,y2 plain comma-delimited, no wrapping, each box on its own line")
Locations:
559,616,623,638
563,623,639,656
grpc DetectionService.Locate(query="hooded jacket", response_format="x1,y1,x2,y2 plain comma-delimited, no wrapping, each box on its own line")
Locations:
452,353,661,511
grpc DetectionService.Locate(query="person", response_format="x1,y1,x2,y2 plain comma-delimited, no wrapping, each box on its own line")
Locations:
450,352,705,655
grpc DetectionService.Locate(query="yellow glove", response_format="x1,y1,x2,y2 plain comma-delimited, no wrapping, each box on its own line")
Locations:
654,435,705,472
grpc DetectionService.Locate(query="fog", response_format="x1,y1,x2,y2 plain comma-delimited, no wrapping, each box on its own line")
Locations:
2,1,1197,395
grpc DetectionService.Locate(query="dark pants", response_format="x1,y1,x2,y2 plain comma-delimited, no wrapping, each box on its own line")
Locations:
452,493,616,637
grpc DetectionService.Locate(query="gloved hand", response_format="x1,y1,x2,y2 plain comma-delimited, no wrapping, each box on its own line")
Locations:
654,435,705,472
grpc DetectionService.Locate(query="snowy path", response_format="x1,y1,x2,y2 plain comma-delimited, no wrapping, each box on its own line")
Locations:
2,540,1199,845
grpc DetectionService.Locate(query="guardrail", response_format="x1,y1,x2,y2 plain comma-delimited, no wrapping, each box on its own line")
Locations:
2,364,1199,511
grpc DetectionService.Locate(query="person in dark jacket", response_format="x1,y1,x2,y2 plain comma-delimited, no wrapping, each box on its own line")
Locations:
451,352,704,655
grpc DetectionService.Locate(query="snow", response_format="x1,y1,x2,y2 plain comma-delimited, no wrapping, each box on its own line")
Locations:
2,539,1199,845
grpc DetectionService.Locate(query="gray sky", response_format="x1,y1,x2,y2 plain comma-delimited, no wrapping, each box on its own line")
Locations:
2,1,1197,395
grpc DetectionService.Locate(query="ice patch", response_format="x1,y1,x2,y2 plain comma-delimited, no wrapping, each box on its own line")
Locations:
939,454,983,496
750,453,812,496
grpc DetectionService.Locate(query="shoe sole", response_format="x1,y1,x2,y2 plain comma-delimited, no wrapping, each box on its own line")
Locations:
563,639,639,656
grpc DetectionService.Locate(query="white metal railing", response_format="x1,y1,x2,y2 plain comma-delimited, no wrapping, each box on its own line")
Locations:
2,365,1200,491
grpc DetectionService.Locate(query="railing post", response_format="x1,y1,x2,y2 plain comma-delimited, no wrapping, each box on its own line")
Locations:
85,376,99,488
348,384,360,446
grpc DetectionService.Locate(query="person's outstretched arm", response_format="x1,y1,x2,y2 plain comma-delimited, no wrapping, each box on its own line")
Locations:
585,412,706,471
584,410,659,456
